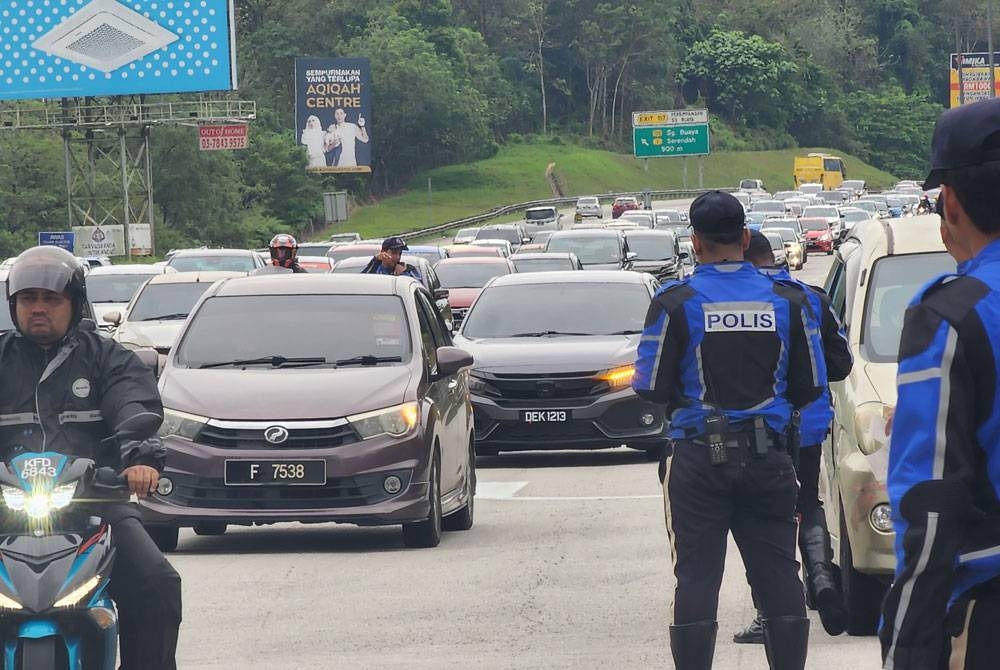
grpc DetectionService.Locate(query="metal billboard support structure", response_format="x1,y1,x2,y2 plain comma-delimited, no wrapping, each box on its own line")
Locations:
1,95,255,257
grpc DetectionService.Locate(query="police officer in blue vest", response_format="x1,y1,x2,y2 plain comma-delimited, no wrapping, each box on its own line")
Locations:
881,98,1000,669
733,231,852,644
633,191,825,670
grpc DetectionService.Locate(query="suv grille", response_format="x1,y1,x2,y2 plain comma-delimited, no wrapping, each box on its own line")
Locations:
481,371,606,400
197,424,360,449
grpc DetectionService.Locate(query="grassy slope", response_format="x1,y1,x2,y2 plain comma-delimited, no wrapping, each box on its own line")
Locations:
315,143,897,241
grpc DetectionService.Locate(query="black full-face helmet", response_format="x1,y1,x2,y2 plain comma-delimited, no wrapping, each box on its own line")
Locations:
6,246,88,333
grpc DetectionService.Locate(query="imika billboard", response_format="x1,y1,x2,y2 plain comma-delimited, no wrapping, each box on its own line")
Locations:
0,0,237,100
295,58,372,174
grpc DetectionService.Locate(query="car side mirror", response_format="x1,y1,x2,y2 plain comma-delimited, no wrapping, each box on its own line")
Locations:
679,251,691,260
103,311,122,326
434,288,449,301
435,346,474,378
523,237,531,244
626,251,638,261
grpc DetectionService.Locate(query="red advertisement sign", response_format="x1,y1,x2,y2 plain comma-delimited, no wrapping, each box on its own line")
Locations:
199,125,249,151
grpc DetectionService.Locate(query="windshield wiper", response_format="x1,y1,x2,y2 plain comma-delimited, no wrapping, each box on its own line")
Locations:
508,331,592,337
139,313,189,321
198,356,328,369
334,355,403,366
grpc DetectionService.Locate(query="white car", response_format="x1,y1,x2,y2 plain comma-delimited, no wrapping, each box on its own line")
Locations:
574,196,603,221
165,248,265,273
469,239,513,257
524,205,562,232
87,264,169,329
452,227,482,245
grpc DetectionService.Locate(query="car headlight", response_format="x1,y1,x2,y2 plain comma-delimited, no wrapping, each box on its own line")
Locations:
53,576,101,608
2,482,77,519
159,408,209,440
347,402,420,440
598,365,636,390
0,591,22,611
854,402,894,456
468,374,497,396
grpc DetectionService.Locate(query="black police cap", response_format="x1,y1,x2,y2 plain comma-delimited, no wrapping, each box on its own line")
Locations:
924,97,1000,189
382,236,409,251
689,190,746,238
747,230,774,262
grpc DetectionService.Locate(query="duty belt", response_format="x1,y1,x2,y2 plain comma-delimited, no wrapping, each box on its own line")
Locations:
681,425,785,452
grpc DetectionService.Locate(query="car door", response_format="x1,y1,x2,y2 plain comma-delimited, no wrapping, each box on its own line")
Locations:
414,290,466,498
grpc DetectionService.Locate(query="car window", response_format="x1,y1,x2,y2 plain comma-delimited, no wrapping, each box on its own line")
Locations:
87,273,156,303
128,282,215,321
860,252,956,362
626,235,676,261
167,255,255,272
545,236,621,264
414,294,440,372
824,255,847,321
436,262,511,288
175,294,412,367
416,291,450,346
511,258,572,272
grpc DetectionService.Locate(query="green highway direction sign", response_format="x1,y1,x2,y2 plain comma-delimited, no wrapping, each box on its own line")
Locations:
633,124,710,158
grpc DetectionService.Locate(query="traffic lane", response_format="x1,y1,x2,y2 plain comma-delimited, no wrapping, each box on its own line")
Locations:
795,247,836,286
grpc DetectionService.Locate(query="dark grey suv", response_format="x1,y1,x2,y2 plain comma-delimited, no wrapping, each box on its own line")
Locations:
453,271,666,458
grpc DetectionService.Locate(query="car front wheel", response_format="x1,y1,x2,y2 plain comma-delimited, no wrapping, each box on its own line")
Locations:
839,500,888,635
403,453,443,548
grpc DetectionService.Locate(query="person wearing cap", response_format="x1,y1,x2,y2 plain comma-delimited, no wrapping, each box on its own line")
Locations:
880,97,1000,669
732,231,852,645
632,191,825,670
360,237,422,280
0,246,181,669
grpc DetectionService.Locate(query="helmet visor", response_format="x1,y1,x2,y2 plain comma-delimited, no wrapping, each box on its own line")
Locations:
7,253,77,299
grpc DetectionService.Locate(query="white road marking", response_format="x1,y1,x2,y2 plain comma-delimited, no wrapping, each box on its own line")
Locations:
494,495,662,501
476,481,530,499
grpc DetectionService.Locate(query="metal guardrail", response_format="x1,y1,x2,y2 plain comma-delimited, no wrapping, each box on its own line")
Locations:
399,188,735,241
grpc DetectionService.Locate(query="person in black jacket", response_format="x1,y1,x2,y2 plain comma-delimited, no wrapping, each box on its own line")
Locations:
263,233,307,273
0,246,181,669
360,237,422,280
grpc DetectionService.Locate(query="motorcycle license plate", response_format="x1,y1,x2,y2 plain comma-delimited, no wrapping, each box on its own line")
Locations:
224,460,326,486
521,410,569,423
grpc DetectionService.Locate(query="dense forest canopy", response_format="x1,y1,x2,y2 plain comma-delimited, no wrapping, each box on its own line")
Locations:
0,0,989,254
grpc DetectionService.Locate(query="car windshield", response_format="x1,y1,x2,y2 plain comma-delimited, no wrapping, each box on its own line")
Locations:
842,180,865,190
435,263,511,288
577,199,598,207
739,180,759,190
167,255,255,272
761,219,798,231
511,258,574,272
87,273,154,303
476,229,520,244
800,219,829,231
329,247,379,263
803,206,838,218
531,231,554,244
769,228,796,242
627,235,676,261
403,251,442,263
462,283,649,338
753,201,784,213
862,253,956,362
842,211,869,223
655,211,683,223
657,224,691,242
128,282,215,322
454,228,479,241
763,234,784,251
545,236,621,264
176,295,412,368
297,243,336,256
525,209,556,221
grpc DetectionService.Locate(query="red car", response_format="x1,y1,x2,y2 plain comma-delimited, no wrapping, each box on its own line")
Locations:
433,257,516,329
800,217,835,255
611,196,640,219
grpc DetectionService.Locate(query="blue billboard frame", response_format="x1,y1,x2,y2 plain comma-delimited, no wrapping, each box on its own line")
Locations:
0,0,236,100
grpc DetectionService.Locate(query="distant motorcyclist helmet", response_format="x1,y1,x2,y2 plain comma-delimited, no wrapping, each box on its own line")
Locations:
269,234,299,268
6,245,88,331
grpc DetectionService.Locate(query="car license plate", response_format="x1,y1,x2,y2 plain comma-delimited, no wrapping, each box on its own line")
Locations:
224,460,326,486
521,410,569,423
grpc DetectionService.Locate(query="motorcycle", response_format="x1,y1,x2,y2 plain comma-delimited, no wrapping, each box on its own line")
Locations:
0,413,154,669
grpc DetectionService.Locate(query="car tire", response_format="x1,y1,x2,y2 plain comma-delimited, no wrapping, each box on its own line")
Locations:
443,440,476,532
193,521,227,536
839,500,888,636
644,445,666,462
403,453,443,548
146,525,179,552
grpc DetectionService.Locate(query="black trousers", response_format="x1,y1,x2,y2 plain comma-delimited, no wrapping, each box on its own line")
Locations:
797,444,822,516
107,516,182,670
663,440,806,624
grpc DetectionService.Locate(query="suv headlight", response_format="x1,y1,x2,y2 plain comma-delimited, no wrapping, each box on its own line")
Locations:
347,402,420,440
854,402,893,456
598,365,636,390
159,408,209,440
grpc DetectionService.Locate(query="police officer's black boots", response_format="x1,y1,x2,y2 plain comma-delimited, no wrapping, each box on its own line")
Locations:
733,610,764,644
669,620,717,670
799,507,847,635
762,616,809,670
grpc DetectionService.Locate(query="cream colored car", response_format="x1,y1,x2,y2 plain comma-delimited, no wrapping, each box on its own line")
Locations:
820,215,955,635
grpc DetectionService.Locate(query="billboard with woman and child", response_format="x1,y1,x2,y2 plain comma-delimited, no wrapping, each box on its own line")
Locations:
295,57,372,173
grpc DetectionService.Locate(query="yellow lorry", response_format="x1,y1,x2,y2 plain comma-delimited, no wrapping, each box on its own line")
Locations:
794,153,847,189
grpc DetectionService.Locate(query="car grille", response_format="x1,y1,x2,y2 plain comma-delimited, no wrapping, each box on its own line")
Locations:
165,471,410,510
479,371,606,400
196,424,360,449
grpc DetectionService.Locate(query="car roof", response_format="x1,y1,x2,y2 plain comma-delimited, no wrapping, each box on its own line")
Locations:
168,248,255,257
86,264,164,275
511,252,577,260
436,256,512,265
549,229,621,238
851,215,946,256
489,270,643,287
146,271,246,285
212,274,414,297
479,224,521,230
623,229,676,238
525,206,557,212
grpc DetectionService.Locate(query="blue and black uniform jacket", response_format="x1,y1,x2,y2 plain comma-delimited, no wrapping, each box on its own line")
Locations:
881,240,1000,668
360,256,422,282
761,267,852,446
632,261,825,438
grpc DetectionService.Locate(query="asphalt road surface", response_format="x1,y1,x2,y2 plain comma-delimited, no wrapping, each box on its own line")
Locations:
168,250,882,669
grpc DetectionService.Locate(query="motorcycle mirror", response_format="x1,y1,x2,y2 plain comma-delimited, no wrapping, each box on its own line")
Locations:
111,410,162,443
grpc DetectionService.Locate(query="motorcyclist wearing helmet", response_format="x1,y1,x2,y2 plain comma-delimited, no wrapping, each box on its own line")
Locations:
264,233,307,273
0,246,181,669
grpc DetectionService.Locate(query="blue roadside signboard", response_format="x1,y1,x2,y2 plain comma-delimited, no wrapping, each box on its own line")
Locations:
38,232,75,251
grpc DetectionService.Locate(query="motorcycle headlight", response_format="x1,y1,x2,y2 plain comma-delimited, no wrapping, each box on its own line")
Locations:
159,408,208,440
0,591,22,611
347,402,420,440
598,365,636,390
2,483,76,518
53,576,101,608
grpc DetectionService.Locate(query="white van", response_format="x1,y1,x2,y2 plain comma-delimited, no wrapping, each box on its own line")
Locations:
523,205,562,232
